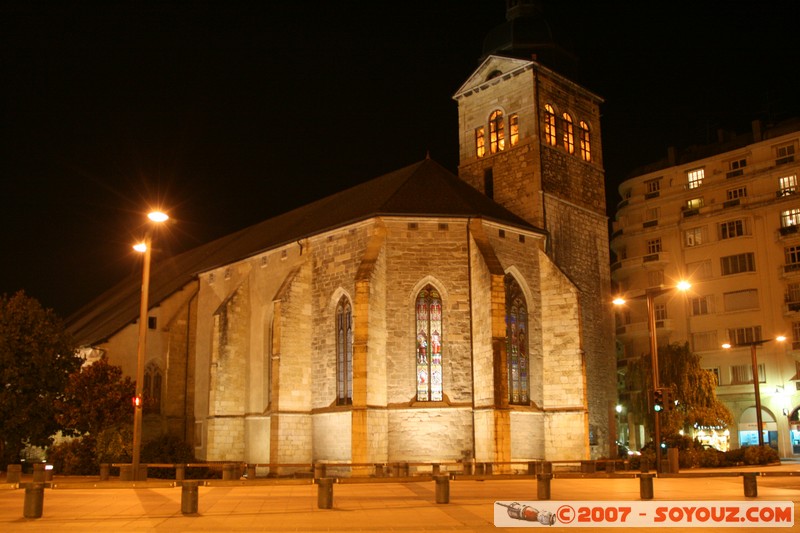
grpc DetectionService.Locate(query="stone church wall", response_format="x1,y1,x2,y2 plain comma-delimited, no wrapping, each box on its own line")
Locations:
388,408,473,463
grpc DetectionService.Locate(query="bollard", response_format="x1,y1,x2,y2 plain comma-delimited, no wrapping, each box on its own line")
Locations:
100,463,110,481
581,460,595,474
434,474,450,504
314,463,326,479
432,463,440,476
667,448,679,474
23,483,45,519
475,463,485,476
32,463,45,483
537,473,552,500
137,465,148,481
176,464,186,481
464,459,475,476
485,462,493,475
639,458,650,473
402,462,410,477
541,461,552,474
181,481,199,515
374,463,385,477
743,473,758,497
317,478,334,509
119,465,133,481
44,465,54,482
639,473,654,500
527,461,540,475
392,462,400,477
6,464,22,484
606,460,616,474
246,464,256,480
222,463,235,481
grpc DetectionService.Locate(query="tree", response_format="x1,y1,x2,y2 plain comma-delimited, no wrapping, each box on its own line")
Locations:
0,291,81,466
56,355,135,436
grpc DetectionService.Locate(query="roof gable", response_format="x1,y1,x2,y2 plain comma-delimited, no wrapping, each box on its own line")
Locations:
453,55,533,99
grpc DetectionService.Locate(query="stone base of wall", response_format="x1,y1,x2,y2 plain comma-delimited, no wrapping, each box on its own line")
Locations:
388,408,473,462
206,416,245,460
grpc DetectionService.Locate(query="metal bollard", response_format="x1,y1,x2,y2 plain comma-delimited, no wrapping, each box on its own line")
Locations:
639,474,654,500
639,459,650,473
317,478,334,509
246,464,256,480
222,463,235,481
541,461,552,474
434,474,450,504
485,462,493,475
181,481,199,515
175,464,186,481
6,464,22,484
100,463,110,481
119,465,133,481
374,463,385,477
23,483,45,519
743,473,758,497
537,473,552,500
667,448,679,474
432,463,440,476
314,463,326,479
32,463,45,483
44,465,54,482
527,461,540,475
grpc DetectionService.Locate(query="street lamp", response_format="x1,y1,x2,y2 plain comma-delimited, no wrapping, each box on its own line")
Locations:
614,281,691,472
722,335,785,447
132,210,168,481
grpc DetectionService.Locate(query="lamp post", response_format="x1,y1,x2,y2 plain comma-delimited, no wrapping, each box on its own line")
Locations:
132,210,168,481
614,281,690,472
722,336,785,448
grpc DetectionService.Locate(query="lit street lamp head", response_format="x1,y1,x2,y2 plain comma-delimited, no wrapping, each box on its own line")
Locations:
133,242,147,253
147,211,169,223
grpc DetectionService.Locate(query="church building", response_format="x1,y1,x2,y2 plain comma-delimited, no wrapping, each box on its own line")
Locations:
67,1,615,470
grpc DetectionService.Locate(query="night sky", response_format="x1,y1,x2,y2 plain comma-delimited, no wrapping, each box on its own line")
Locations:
3,1,800,318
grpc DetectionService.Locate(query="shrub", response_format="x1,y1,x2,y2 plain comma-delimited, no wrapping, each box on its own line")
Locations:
47,436,97,475
743,445,779,465
140,434,213,479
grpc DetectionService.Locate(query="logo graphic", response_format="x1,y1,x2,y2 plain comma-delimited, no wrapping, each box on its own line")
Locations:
496,502,556,525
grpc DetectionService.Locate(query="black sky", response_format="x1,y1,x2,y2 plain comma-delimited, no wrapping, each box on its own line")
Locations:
3,1,800,318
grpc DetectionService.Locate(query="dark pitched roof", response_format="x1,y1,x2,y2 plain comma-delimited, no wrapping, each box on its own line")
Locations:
66,158,543,346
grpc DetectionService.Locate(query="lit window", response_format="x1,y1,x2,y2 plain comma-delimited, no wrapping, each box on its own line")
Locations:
691,330,718,352
779,175,797,196
720,253,756,275
685,227,705,247
562,113,574,154
726,187,747,200
728,326,763,346
687,168,704,189
781,208,800,228
336,297,353,405
579,120,591,161
143,362,162,414
645,179,661,197
689,296,710,316
475,127,485,158
509,114,519,147
687,259,713,280
787,283,800,304
415,285,443,402
505,274,529,404
489,110,505,154
719,219,747,239
723,289,758,312
731,362,766,384
543,104,556,145
646,238,662,254
686,198,704,210
654,303,667,321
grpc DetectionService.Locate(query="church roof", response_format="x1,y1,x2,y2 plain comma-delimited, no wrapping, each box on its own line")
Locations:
66,158,543,346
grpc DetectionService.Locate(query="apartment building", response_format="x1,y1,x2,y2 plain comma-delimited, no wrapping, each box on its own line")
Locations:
611,119,800,458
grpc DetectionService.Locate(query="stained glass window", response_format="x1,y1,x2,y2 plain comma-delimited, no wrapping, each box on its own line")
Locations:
579,120,591,161
543,104,556,145
505,275,529,404
489,110,505,154
562,113,575,154
416,285,443,401
475,126,486,158
336,297,353,405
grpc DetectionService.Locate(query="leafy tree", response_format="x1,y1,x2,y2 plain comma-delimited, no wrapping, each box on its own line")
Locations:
56,355,135,436
0,291,81,466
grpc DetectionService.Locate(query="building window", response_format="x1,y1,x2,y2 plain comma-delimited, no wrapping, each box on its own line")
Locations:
475,126,486,158
730,158,747,171
779,174,797,196
689,296,711,316
654,303,667,321
705,367,720,385
415,285,443,402
561,113,575,154
143,362,162,414
728,326,762,345
509,114,519,147
687,168,704,189
776,143,796,164
685,227,706,247
686,197,704,210
781,208,800,228
720,253,755,275
645,206,660,222
726,187,747,200
336,297,353,405
505,274,529,404
723,289,759,312
484,167,494,199
646,238,662,254
147,316,157,330
543,104,556,145
788,283,800,304
731,363,766,384
692,331,718,352
687,259,713,280
719,219,747,239
785,246,800,270
489,110,505,154
645,178,661,197
648,270,664,287
792,321,800,349
579,120,591,161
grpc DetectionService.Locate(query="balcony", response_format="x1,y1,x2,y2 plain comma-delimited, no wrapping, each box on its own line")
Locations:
777,155,795,166
682,208,700,218
780,225,799,237
611,252,671,281
726,169,744,179
723,198,740,208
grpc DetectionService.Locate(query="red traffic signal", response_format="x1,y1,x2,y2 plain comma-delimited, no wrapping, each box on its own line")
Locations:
132,396,142,408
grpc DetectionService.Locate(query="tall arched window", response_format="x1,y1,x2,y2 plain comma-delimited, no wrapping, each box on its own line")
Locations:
143,362,162,414
543,104,557,146
562,113,575,154
579,120,591,161
336,297,353,405
505,274,529,404
489,110,505,154
415,285,443,401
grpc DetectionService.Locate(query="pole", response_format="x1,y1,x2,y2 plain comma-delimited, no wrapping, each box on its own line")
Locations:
750,343,765,447
132,233,152,481
646,290,662,472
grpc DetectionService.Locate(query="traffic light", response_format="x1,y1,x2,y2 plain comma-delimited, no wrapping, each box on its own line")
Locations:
653,388,664,412
132,395,142,408
665,388,676,411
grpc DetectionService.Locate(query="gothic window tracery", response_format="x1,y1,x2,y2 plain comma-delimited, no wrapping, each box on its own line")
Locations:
505,274,529,404
543,104,557,146
415,285,443,401
143,362,162,414
579,120,591,161
489,110,505,154
562,112,575,154
336,297,353,405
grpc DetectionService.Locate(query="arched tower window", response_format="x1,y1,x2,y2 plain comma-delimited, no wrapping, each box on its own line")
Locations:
143,362,162,414
336,297,353,405
543,104,557,146
415,285,443,401
579,120,591,161
505,274,529,404
562,113,575,154
489,110,505,154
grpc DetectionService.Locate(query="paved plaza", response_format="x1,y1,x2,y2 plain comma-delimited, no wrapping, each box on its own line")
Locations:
1,463,799,532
